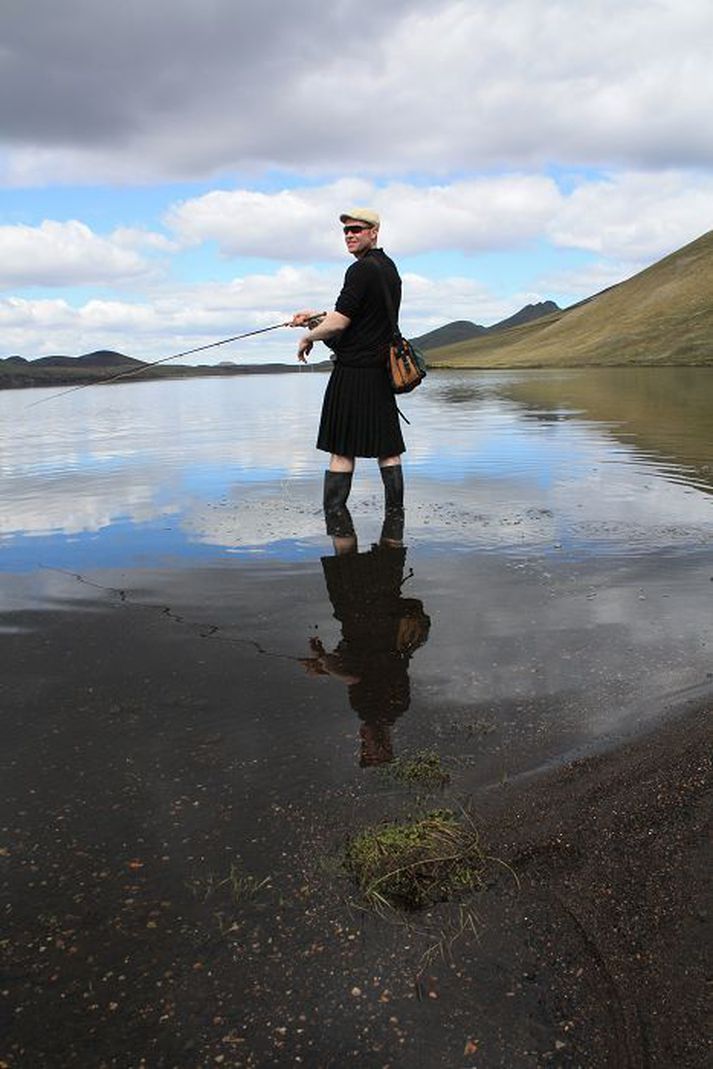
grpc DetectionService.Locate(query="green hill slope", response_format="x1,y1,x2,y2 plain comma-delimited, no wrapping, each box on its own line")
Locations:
428,230,713,368
410,320,487,350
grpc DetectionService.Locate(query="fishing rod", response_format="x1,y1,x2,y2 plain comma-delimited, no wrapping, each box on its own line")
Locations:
25,313,326,409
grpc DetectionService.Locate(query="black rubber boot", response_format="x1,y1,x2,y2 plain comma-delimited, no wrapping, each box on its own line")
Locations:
323,470,354,537
380,465,404,511
380,465,404,543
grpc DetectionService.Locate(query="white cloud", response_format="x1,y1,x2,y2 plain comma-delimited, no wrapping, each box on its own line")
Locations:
0,470,163,537
167,176,563,259
2,1,713,183
536,260,646,304
166,168,713,266
111,227,177,253
548,171,713,259
401,273,536,334
2,169,709,298
166,180,374,259
0,271,339,360
0,220,155,288
378,179,561,254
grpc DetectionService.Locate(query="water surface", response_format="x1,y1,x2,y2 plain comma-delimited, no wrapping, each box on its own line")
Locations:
3,367,713,568
3,367,713,1065
3,366,713,764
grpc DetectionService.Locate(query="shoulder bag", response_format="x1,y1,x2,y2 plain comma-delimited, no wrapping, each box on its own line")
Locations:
370,257,427,394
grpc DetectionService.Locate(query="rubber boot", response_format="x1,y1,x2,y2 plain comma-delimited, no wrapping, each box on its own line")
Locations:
380,464,404,543
323,470,354,538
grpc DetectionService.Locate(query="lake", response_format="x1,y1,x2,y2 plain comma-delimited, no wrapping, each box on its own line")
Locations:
3,366,713,568
3,366,713,753
3,366,713,1065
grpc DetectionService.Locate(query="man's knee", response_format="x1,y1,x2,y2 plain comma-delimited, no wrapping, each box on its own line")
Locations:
330,454,355,473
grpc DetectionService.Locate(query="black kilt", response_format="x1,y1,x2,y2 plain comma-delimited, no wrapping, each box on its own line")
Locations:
316,364,405,458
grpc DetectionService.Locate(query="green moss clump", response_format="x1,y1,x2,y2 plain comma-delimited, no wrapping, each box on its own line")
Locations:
344,809,485,911
384,750,450,789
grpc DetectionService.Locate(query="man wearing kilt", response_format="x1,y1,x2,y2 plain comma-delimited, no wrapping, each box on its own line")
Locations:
291,209,404,542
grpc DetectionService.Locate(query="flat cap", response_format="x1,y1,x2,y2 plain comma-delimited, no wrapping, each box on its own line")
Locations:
339,208,380,227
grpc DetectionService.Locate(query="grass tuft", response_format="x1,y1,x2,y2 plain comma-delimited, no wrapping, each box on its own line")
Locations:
382,750,450,789
344,809,485,911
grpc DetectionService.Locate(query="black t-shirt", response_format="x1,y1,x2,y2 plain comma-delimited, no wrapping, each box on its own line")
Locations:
332,248,401,367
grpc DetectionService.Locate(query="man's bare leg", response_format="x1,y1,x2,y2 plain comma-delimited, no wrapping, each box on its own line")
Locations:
329,454,355,473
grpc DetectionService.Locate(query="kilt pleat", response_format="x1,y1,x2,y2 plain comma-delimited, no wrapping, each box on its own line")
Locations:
316,365,405,458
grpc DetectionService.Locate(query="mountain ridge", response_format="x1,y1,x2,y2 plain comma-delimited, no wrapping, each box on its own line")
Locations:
411,301,560,351
427,230,713,368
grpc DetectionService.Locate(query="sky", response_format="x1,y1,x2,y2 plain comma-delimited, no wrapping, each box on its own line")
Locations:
2,0,713,364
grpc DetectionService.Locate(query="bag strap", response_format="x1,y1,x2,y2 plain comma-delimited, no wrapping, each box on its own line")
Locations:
365,255,412,423
366,252,402,340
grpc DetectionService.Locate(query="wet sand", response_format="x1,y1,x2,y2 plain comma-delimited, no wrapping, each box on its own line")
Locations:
2,555,711,1068
479,702,712,1068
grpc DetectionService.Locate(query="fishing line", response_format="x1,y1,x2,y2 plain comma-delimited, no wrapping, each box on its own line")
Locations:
25,318,310,409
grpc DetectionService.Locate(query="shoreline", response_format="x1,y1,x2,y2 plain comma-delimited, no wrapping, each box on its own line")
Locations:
477,700,712,1067
0,361,332,391
5,361,713,394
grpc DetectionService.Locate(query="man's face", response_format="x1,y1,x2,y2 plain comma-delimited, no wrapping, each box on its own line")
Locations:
343,218,378,257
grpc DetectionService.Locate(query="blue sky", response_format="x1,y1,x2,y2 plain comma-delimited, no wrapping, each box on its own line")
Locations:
1,0,713,363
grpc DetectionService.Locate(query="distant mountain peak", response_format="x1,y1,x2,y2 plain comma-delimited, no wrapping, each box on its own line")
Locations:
489,301,560,333
30,350,145,368
76,350,145,367
411,303,560,351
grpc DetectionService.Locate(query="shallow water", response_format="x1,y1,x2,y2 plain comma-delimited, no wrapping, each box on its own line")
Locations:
3,367,713,1065
3,367,713,764
2,367,713,567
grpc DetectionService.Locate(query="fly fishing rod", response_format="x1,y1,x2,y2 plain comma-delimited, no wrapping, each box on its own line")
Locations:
25,313,326,409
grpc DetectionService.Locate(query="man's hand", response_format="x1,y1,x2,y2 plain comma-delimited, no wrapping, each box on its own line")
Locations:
298,637,361,684
290,310,326,329
293,309,350,361
297,336,313,362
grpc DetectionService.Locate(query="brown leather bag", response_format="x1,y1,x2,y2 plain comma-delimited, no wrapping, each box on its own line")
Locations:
395,598,431,653
388,337,427,394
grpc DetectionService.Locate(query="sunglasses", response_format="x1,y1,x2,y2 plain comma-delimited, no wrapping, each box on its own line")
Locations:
343,224,372,235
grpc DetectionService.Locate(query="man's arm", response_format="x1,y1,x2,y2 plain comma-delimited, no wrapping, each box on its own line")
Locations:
297,310,350,362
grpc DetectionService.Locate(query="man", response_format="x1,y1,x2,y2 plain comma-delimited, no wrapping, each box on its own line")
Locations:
291,209,405,542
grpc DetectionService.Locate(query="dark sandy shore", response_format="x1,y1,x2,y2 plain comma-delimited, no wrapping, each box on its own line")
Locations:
1,570,711,1068
479,703,712,1068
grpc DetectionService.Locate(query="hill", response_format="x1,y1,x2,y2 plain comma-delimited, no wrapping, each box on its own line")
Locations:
32,350,145,368
410,320,487,350
411,302,560,351
428,230,713,367
77,350,145,367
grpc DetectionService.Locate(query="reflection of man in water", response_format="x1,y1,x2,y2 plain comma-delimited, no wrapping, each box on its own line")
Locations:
301,539,430,766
